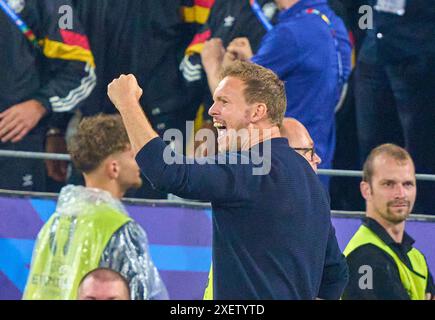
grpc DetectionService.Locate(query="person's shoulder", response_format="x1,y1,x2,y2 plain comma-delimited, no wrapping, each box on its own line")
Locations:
274,16,300,33
122,219,146,235
212,152,248,167
35,212,60,238
274,13,321,44
346,243,397,268
111,220,149,245
274,144,311,170
347,243,388,256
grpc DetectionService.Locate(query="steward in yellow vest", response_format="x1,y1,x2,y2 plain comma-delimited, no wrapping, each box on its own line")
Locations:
342,218,433,300
23,114,168,300
23,185,167,300
342,143,435,300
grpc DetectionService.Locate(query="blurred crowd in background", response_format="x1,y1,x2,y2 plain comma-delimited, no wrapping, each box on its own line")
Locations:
0,0,434,214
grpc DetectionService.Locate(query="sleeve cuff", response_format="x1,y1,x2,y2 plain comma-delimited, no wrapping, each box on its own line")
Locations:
31,94,51,113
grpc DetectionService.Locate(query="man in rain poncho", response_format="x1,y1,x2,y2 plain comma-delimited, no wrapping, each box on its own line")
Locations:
23,114,168,300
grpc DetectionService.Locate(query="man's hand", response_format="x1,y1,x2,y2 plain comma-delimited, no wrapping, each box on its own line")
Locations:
0,99,47,143
227,37,254,61
107,74,158,155
222,51,237,70
45,135,68,182
107,74,143,112
201,38,226,77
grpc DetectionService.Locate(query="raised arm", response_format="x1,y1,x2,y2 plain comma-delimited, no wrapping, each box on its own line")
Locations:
107,74,249,203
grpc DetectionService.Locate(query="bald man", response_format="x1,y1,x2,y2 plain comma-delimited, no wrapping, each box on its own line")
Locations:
281,118,322,171
77,268,130,300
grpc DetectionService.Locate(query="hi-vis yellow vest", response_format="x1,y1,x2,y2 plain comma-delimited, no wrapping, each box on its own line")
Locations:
203,265,213,300
344,225,428,300
23,204,131,300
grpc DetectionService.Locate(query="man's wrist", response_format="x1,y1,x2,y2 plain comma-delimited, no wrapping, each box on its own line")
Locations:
117,100,142,114
27,99,48,116
30,96,50,113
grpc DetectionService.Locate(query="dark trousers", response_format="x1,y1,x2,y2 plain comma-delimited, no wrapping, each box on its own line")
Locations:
355,58,435,214
0,133,46,192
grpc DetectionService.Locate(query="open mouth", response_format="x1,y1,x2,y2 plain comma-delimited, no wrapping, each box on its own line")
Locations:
213,121,227,130
214,121,228,144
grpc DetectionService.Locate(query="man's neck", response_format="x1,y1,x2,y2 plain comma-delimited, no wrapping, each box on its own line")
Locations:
367,213,406,244
241,125,281,151
279,0,300,10
84,176,124,200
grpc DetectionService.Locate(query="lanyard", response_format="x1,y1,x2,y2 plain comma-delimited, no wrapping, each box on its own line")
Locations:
249,0,273,32
305,8,344,89
0,0,40,49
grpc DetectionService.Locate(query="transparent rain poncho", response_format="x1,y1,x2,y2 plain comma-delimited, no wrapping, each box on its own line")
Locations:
24,185,168,300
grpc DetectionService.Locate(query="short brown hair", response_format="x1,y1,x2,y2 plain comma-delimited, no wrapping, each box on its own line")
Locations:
221,61,287,126
68,114,130,173
363,143,415,183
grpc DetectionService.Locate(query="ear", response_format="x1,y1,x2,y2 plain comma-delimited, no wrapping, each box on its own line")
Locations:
360,181,372,201
250,103,268,123
105,158,120,180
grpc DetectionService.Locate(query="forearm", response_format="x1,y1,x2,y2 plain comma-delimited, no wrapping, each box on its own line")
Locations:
118,102,159,156
201,38,225,94
204,67,221,95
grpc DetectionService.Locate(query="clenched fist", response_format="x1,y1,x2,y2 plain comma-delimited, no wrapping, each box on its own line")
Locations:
107,74,143,111
201,38,226,76
227,37,253,61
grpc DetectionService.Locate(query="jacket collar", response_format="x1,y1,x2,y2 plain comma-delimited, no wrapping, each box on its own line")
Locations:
363,217,415,250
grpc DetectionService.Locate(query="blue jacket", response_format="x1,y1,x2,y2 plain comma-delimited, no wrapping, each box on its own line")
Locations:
252,0,352,169
137,137,348,299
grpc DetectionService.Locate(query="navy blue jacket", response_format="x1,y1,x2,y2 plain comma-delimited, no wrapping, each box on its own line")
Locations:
136,137,348,299
251,0,352,170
